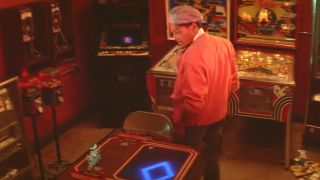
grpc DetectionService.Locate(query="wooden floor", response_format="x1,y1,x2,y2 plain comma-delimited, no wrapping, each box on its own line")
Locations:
38,112,320,180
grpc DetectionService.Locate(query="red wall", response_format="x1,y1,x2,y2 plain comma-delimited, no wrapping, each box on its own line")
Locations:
0,0,98,145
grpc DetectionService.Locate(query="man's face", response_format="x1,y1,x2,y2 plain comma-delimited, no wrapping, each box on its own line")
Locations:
169,22,196,47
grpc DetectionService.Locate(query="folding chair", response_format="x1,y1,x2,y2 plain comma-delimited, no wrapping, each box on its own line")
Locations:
123,111,173,141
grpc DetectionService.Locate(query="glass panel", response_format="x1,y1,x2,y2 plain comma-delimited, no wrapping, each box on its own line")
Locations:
150,46,180,74
236,48,294,83
166,0,230,39
237,0,297,47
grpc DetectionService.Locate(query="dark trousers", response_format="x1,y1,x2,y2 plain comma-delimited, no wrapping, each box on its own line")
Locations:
182,120,224,180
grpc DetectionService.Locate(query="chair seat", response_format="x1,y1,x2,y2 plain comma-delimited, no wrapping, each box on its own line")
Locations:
123,111,173,141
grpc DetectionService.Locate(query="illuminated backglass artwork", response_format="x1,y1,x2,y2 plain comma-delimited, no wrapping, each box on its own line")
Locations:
236,0,297,47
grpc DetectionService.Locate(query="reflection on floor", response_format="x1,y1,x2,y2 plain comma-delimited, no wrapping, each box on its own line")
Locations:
38,112,320,180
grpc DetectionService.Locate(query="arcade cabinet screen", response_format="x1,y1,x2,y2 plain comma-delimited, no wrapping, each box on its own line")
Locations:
116,145,191,180
106,27,142,47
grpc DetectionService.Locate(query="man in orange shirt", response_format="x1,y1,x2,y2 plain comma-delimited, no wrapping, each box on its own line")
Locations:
168,5,239,180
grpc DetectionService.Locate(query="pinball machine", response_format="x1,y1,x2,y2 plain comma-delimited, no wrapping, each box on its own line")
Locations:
231,0,296,122
149,46,294,121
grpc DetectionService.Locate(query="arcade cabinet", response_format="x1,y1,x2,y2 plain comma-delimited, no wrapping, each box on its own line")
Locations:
0,77,34,179
94,0,151,127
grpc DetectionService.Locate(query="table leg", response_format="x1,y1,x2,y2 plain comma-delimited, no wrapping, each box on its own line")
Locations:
285,107,292,169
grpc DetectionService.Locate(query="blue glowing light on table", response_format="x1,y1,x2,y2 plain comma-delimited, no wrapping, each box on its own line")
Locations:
140,161,175,180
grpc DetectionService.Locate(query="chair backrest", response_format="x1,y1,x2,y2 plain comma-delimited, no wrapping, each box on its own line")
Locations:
123,111,173,140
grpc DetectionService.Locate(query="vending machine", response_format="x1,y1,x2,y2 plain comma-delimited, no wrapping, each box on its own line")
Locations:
0,77,34,179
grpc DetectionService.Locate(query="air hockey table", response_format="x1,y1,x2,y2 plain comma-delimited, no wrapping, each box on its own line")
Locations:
58,131,201,180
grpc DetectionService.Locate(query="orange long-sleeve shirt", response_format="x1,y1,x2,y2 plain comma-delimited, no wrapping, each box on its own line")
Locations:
171,33,239,126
